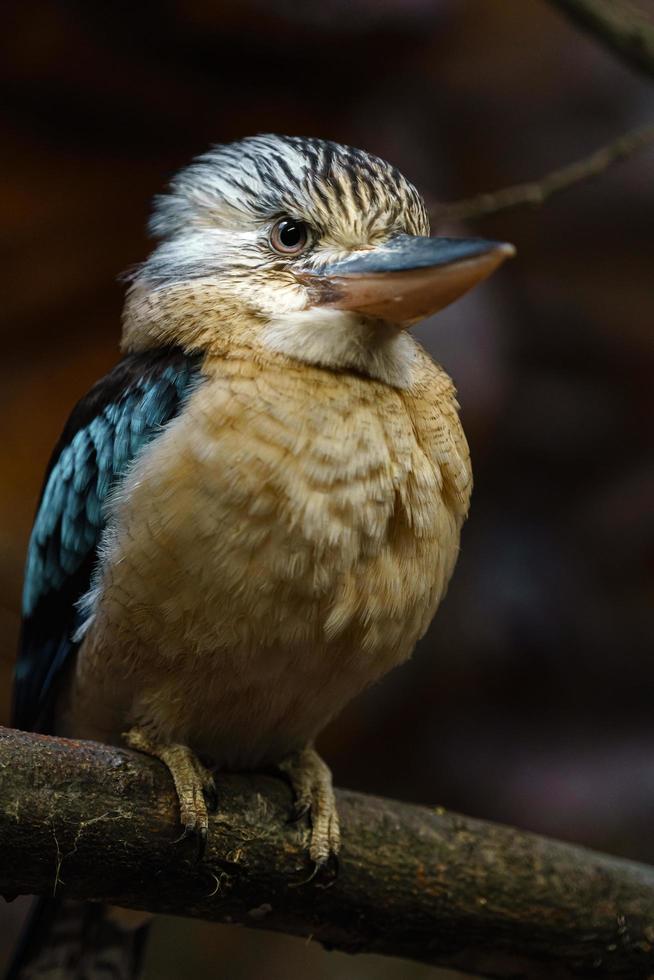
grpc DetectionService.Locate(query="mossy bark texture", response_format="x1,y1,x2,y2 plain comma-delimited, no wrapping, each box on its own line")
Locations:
1,726,654,978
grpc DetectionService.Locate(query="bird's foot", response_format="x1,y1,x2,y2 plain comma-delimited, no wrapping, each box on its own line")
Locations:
279,746,340,875
123,726,216,860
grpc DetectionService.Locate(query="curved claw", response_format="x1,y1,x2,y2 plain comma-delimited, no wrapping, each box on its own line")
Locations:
174,820,208,862
288,861,322,889
195,824,208,862
287,800,311,824
203,778,218,814
289,851,340,889
315,851,340,889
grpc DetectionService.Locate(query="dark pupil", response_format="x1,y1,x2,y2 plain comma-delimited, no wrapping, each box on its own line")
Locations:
279,219,303,248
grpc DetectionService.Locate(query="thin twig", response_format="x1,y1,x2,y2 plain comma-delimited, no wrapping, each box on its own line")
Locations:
434,123,654,224
547,0,654,81
2,726,654,977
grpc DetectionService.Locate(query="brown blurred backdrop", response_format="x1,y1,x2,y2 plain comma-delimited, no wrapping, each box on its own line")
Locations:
1,1,653,977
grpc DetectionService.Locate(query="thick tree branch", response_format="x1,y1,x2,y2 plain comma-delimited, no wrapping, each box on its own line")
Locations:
2,730,654,976
547,0,654,81
435,123,654,224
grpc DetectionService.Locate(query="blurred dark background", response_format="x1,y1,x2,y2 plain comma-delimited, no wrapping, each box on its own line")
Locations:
1,1,653,977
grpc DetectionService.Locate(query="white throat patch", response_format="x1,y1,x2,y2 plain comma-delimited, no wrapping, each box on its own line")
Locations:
261,309,418,389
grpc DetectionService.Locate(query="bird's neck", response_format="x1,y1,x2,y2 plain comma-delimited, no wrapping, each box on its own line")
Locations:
259,308,418,388
121,280,255,355
122,282,419,389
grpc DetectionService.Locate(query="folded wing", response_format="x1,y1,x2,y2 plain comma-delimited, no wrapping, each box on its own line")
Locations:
13,346,203,733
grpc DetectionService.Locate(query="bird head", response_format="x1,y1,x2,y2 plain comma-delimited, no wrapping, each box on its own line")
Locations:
123,135,514,386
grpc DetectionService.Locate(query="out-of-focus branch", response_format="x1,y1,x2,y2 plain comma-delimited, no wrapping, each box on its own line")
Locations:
434,123,654,223
547,0,654,81
2,726,654,977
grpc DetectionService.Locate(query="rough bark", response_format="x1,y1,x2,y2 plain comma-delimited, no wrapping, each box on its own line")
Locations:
1,727,654,979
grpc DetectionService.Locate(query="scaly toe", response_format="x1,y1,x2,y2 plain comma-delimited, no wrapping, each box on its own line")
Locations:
309,834,332,867
123,727,214,862
176,789,209,860
190,755,218,814
280,746,341,872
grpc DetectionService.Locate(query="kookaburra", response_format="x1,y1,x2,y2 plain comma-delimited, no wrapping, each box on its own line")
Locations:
11,134,513,976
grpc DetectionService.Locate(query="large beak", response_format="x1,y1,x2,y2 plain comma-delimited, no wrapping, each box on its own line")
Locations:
312,234,515,326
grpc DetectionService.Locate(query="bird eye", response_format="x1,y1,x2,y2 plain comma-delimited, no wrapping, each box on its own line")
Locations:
270,217,310,255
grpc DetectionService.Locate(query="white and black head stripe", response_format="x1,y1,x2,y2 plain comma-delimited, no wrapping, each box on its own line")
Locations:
149,134,429,241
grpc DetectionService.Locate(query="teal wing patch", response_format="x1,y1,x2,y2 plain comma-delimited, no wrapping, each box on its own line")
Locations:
14,346,203,732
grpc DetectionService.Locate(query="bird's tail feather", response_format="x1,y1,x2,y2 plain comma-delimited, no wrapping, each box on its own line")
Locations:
5,898,149,980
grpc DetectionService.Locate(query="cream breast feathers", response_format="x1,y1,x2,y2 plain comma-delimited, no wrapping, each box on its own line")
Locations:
84,342,471,665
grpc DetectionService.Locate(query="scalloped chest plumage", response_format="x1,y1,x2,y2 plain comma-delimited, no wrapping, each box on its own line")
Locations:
62,347,471,768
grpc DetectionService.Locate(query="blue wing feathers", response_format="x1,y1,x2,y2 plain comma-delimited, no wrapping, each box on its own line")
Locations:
14,346,203,733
